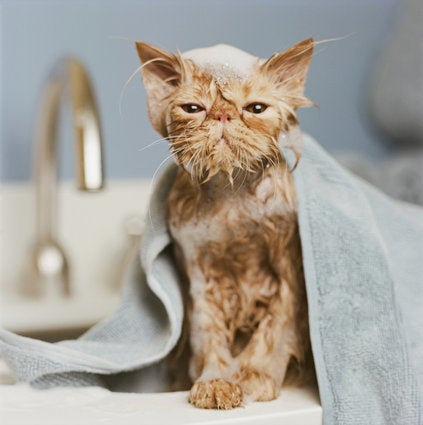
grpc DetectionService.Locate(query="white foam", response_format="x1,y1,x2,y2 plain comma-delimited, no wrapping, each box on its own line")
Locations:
182,44,261,84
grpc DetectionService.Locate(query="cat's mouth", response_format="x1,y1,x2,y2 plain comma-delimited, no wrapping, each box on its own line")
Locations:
210,137,244,172
176,132,274,184
211,136,236,162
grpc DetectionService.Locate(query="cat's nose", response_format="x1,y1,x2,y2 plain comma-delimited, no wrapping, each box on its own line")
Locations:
215,111,232,123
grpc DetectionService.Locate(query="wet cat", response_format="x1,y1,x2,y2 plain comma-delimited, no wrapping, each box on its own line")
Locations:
135,38,315,409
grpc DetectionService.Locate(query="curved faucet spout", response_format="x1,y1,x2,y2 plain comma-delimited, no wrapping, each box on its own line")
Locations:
29,58,105,297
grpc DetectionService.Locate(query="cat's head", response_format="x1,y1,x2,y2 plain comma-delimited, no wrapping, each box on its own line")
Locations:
135,39,314,183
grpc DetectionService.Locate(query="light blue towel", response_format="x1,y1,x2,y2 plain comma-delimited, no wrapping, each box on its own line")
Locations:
0,134,422,424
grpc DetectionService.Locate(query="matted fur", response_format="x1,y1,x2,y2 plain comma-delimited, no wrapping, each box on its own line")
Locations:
135,39,315,408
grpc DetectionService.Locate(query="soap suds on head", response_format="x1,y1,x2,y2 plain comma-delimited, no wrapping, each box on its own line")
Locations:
182,44,262,85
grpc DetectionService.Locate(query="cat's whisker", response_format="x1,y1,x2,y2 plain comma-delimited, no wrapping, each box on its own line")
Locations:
190,146,206,175
151,153,177,181
232,166,244,184
119,64,144,116
138,139,168,152
138,134,183,152
185,148,198,168
223,168,237,191
171,143,190,153
170,147,191,161
182,148,200,177
235,166,249,195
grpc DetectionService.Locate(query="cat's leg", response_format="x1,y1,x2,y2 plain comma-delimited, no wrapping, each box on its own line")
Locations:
236,281,298,402
188,270,243,409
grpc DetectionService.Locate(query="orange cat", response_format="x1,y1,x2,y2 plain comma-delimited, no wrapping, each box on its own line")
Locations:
135,39,315,409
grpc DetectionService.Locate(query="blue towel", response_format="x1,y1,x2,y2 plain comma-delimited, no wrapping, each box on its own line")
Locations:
1,134,422,424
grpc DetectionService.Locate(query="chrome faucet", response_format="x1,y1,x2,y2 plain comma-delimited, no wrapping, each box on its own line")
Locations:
25,58,105,297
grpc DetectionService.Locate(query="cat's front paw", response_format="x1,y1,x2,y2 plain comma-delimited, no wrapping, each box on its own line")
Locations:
238,370,278,402
189,379,243,409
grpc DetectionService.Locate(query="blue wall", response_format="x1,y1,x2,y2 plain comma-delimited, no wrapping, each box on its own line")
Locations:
0,0,398,182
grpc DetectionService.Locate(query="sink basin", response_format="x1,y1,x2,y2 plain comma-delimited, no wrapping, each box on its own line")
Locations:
1,179,151,334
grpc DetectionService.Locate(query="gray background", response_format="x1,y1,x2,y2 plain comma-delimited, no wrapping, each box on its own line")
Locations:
0,0,398,182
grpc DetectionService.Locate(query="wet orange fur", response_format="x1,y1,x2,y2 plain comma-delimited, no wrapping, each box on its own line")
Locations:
136,39,315,408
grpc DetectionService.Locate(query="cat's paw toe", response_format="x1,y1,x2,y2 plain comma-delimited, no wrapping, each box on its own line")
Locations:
238,370,278,402
189,379,243,409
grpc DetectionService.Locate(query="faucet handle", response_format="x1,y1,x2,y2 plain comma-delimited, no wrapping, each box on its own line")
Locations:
23,239,70,298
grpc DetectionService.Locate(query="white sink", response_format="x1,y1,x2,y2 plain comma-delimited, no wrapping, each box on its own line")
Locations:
0,179,151,334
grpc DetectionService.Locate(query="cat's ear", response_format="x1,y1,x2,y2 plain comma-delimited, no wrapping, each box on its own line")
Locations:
262,38,314,108
135,42,183,135
135,42,182,86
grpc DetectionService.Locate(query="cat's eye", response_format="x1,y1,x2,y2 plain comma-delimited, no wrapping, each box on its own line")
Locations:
244,103,268,114
180,104,205,114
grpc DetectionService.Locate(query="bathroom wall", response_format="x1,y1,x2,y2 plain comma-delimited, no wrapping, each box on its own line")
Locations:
1,0,399,182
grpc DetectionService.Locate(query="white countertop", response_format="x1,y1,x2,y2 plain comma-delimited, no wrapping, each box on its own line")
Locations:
0,362,322,425
0,384,321,425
